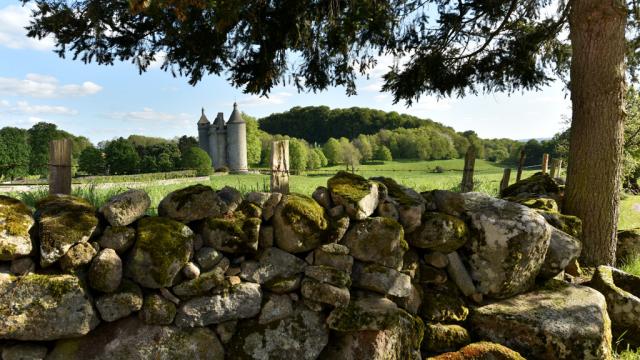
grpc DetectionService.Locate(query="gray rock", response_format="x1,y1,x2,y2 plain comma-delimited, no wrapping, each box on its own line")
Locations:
99,189,150,226
158,184,226,222
258,293,293,325
446,251,476,297
0,195,34,260
1,343,48,360
328,171,380,220
341,217,407,270
589,266,640,348
227,303,329,360
391,282,422,315
377,199,399,220
239,247,307,284
328,205,346,218
88,248,122,293
98,226,136,253
217,186,243,213
301,278,350,307
314,244,353,273
0,273,99,340
458,192,551,298
196,247,224,271
95,280,143,322
127,217,194,288
372,177,426,233
182,262,200,279
10,257,35,275
216,320,238,344
424,251,449,269
422,323,470,354
36,195,99,267
324,296,424,360
172,267,226,298
420,283,469,323
245,191,271,207
262,192,282,221
59,241,97,271
259,225,274,249
352,262,412,297
202,214,260,254
539,226,582,279
273,194,330,253
175,282,262,327
469,281,613,360
312,186,333,209
264,274,302,294
408,212,468,252
47,316,224,360
305,265,351,287
139,293,176,325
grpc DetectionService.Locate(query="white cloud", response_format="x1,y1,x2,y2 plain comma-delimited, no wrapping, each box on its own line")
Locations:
240,92,293,107
0,4,54,51
0,74,103,98
109,108,192,125
0,100,78,116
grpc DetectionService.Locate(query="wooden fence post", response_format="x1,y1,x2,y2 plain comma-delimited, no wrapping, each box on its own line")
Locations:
516,148,526,182
541,153,549,174
460,146,475,192
550,159,563,178
270,140,290,194
499,168,511,193
49,139,72,195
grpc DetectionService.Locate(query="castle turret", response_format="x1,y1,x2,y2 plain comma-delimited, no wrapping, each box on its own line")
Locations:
226,102,248,173
214,112,228,169
197,108,210,158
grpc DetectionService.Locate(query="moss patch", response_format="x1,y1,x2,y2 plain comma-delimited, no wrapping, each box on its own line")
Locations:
134,217,193,286
281,194,329,233
0,195,33,236
328,171,374,203
538,210,582,238
372,177,421,207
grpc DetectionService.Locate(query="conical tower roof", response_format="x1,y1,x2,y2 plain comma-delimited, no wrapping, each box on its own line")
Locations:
228,102,245,124
197,108,210,125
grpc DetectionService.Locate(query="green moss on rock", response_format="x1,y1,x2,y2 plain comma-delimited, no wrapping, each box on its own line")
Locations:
0,195,33,237
129,216,193,288
500,173,561,199
204,213,261,254
538,210,582,238
281,194,328,233
328,171,373,203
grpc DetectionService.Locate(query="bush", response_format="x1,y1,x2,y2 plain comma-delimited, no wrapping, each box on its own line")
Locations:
181,147,212,176
433,165,445,173
375,145,393,161
215,166,229,173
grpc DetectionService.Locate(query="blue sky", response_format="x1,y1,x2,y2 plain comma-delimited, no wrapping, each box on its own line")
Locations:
0,1,571,144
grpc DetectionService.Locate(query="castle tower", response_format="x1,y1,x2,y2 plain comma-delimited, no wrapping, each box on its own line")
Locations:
208,112,224,169
226,102,248,173
197,108,211,158
214,112,228,169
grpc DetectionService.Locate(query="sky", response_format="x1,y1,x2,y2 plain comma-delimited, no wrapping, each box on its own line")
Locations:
0,1,571,145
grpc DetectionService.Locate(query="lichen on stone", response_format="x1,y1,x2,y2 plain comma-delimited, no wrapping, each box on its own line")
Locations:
328,171,374,203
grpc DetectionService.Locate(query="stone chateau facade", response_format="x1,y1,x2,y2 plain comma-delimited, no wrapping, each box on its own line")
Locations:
197,103,248,173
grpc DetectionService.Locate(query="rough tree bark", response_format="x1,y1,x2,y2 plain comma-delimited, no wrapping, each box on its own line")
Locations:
565,0,627,266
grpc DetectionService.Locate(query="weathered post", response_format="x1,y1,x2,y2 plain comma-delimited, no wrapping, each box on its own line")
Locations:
270,140,290,194
499,168,511,193
516,148,526,182
49,139,72,195
541,153,549,174
550,159,563,178
460,146,475,192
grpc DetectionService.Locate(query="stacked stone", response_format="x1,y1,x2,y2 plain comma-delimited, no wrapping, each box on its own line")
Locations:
0,171,628,360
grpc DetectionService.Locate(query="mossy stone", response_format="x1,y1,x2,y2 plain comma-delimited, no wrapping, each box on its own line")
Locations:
409,212,468,252
422,323,470,354
328,171,380,220
36,195,98,267
341,217,408,270
0,195,34,260
139,293,177,325
158,184,225,223
500,172,561,199
430,341,525,360
203,213,261,254
127,217,194,288
273,194,330,253
538,210,582,238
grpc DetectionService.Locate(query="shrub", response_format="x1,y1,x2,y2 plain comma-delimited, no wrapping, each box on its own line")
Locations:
181,147,212,176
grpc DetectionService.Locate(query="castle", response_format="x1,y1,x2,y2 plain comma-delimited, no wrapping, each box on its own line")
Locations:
197,103,248,173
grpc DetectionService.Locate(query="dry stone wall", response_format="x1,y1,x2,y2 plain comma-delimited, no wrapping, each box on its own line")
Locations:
0,171,630,359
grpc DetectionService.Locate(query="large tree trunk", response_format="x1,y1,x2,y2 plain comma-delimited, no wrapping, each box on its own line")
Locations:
565,0,627,266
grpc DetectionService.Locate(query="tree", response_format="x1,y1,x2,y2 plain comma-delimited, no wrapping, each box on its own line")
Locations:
104,138,140,175
78,147,106,175
27,122,61,176
244,113,265,166
375,146,393,162
0,128,30,180
306,148,322,170
289,139,309,173
314,148,328,168
177,135,198,155
323,138,343,166
182,147,212,176
25,0,637,265
340,138,362,171
354,134,374,163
